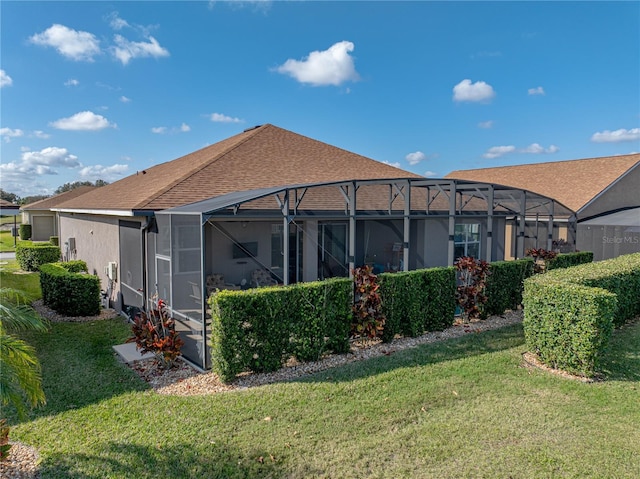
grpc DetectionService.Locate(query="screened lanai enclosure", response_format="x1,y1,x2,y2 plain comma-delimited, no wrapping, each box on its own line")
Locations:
150,178,574,369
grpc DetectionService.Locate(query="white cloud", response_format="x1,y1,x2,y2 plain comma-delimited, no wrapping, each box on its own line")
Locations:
1,70,13,87
453,79,495,103
423,170,437,178
483,145,516,159
483,143,559,159
382,160,401,168
107,12,130,31
209,113,242,123
64,78,79,87
179,123,191,132
21,147,80,168
111,34,169,65
528,86,545,96
275,41,360,86
152,123,190,134
120,95,131,103
32,130,51,139
50,111,115,131
30,24,101,62
78,163,129,181
591,128,640,143
151,126,168,134
0,128,24,142
478,120,494,129
405,151,426,166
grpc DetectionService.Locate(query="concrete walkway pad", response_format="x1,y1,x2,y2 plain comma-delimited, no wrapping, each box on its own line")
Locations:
113,343,155,363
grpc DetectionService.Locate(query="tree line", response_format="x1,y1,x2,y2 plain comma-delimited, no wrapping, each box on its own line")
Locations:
0,180,108,206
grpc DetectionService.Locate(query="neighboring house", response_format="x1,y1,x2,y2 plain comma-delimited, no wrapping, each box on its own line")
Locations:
49,124,570,369
447,154,640,261
20,186,96,241
0,199,21,240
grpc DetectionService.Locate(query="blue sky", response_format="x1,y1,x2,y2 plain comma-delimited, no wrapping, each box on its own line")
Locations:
1,1,639,198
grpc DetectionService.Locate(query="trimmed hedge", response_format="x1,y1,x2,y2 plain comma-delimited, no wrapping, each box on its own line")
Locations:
40,261,101,316
210,278,352,383
547,251,594,270
49,236,59,246
16,242,61,272
484,258,534,317
523,252,640,376
523,280,617,376
378,267,456,342
18,224,31,240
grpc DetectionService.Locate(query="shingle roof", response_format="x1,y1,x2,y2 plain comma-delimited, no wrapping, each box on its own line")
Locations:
56,124,421,212
446,154,640,213
21,186,97,210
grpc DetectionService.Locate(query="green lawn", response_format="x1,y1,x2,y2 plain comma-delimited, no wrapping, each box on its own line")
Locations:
4,266,640,478
8,320,639,477
0,229,20,252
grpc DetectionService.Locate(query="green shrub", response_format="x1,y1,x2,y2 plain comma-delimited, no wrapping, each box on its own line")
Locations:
523,280,616,376
523,252,640,376
39,261,101,316
18,224,31,240
49,236,59,246
484,258,534,316
379,267,456,342
210,278,352,383
16,242,61,272
547,251,594,270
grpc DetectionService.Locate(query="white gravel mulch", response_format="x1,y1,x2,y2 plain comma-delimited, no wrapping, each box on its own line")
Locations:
136,309,525,396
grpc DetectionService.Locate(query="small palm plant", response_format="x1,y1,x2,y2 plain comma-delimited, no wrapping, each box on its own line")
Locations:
0,288,48,460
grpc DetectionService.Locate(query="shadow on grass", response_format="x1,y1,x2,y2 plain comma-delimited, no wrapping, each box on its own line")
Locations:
296,322,526,385
12,318,148,423
598,319,640,382
40,441,284,479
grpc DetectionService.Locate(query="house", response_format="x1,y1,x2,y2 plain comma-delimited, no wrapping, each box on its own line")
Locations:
446,154,640,261
20,186,96,241
49,124,571,369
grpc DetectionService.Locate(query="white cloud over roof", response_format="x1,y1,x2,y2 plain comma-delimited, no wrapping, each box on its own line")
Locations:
483,143,559,159
406,151,426,165
50,111,115,131
275,41,360,86
0,70,13,87
453,79,495,103
111,34,170,65
30,24,101,62
591,128,640,143
209,113,242,123
79,163,129,181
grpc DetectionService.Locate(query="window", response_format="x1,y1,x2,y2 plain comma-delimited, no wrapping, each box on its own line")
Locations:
454,223,481,259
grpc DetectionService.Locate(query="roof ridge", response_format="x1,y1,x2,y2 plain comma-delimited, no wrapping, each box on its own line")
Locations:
450,153,640,174
135,124,270,209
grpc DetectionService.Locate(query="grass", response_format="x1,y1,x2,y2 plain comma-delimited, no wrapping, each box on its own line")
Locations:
4,266,640,478
0,229,21,252
0,260,41,301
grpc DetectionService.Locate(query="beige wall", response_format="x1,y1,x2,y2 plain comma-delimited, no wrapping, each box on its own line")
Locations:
21,211,58,241
58,213,122,306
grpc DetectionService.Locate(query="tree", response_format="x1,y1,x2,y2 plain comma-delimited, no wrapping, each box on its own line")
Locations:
0,189,19,204
0,288,47,420
54,180,109,194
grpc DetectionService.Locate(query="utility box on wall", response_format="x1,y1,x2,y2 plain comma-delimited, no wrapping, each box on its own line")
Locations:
105,262,118,282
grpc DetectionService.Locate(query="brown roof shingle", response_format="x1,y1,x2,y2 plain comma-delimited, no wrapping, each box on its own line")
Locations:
21,186,97,210
57,124,420,212
446,154,640,212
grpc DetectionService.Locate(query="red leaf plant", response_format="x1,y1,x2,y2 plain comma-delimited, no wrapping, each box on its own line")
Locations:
455,256,490,322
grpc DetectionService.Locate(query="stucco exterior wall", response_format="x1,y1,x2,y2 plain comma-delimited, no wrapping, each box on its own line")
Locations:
58,213,121,307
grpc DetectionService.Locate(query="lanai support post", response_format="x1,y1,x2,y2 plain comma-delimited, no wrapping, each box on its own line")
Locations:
517,191,526,259
447,180,456,265
403,180,410,271
348,181,356,278
547,202,554,251
486,185,494,263
282,190,290,286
